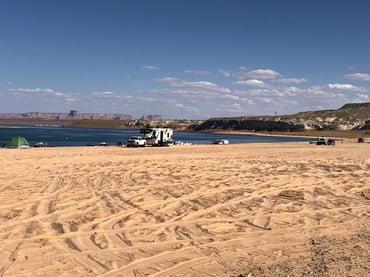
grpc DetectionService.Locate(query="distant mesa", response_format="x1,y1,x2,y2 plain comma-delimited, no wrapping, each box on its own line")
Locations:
140,115,162,120
0,111,165,121
0,110,132,120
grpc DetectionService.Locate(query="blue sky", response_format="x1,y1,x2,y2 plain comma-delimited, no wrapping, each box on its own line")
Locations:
1,0,370,119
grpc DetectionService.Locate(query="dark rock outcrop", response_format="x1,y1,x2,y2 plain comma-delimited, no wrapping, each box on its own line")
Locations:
358,120,370,130
196,119,304,132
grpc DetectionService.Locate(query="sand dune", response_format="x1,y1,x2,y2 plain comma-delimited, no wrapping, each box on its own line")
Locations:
0,142,369,276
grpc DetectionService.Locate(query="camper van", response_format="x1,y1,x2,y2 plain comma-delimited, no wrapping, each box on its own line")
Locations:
316,136,335,145
139,128,173,146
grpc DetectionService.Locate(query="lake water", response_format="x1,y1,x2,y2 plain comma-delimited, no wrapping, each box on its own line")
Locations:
0,125,312,147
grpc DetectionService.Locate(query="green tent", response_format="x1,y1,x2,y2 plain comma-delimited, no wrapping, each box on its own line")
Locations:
9,136,30,148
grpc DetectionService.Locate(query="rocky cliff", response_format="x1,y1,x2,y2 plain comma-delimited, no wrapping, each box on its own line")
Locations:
196,103,370,132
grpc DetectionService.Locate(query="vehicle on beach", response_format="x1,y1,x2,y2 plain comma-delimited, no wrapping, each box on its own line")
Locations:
33,142,48,147
212,139,229,145
139,128,173,146
126,136,146,147
312,136,335,145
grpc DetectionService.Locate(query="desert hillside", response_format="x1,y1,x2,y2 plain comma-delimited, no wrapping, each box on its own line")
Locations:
196,102,370,132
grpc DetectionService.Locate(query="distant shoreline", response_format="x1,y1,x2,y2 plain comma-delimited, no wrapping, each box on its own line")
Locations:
0,119,368,140
0,125,18,128
206,129,369,140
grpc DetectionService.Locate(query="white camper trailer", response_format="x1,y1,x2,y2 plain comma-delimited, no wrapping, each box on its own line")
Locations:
140,128,173,146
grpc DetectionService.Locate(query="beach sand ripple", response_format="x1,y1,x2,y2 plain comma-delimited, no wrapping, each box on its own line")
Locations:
0,143,369,276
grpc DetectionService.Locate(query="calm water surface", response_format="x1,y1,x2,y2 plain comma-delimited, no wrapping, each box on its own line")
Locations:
0,125,312,147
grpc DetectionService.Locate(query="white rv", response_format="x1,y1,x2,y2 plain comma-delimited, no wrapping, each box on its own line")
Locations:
139,128,173,146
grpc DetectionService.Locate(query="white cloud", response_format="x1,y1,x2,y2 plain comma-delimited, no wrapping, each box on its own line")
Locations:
184,70,210,75
155,77,178,83
345,73,370,81
328,83,355,90
137,70,369,117
92,91,115,98
10,88,54,93
234,79,265,87
327,83,367,92
262,97,274,104
224,94,240,100
186,81,231,94
307,86,338,96
356,93,369,100
242,69,280,79
185,80,223,89
232,102,241,109
274,78,307,84
285,86,304,94
155,78,231,95
142,65,159,70
217,69,231,77
9,87,75,102
137,96,158,102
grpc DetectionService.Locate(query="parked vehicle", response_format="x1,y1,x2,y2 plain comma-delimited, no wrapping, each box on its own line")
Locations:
212,139,229,145
33,142,48,147
139,128,173,146
316,136,335,145
126,136,146,147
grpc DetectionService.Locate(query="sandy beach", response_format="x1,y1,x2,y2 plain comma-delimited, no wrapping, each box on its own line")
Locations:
0,142,369,276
